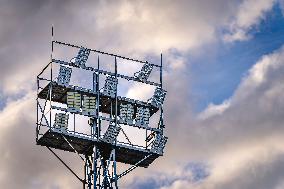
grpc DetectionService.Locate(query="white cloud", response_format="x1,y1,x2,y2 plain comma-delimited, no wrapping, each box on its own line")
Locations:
0,1,284,189
223,0,276,42
198,100,231,120
125,44,284,189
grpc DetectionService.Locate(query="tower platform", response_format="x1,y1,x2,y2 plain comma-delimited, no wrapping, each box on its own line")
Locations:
38,82,159,116
37,128,160,167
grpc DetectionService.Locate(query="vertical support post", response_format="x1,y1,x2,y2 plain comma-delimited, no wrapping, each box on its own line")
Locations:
113,149,118,188
160,53,164,133
84,159,87,189
93,148,97,189
97,56,101,139
36,78,39,141
92,62,98,138
114,57,118,188
49,26,54,130
114,57,118,130
145,129,148,149
74,114,76,134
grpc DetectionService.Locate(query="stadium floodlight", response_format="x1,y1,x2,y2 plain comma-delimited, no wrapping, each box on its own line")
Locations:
82,95,97,116
134,62,153,82
57,65,72,86
119,104,127,123
67,92,81,113
102,75,118,97
149,87,166,108
119,104,134,125
74,47,91,68
102,124,121,144
150,133,168,154
135,107,150,127
53,113,69,132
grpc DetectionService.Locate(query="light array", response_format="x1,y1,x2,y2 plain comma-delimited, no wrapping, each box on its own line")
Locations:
119,104,134,125
102,124,121,144
134,62,153,82
67,92,81,113
151,133,168,154
53,113,69,132
150,87,166,107
82,95,97,116
57,65,72,86
102,76,118,97
135,107,150,127
74,47,91,68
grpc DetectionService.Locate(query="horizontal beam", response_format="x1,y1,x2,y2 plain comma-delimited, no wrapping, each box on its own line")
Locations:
52,59,161,87
53,40,161,68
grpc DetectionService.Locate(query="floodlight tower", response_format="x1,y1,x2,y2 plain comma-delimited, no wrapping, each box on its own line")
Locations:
36,38,167,188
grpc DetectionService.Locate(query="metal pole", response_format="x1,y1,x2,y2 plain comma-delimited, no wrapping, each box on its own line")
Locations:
50,26,54,131
114,57,118,188
113,149,118,188
93,148,97,189
74,114,76,134
97,56,101,139
36,78,39,141
84,160,87,189
160,54,164,133
160,53,163,88
115,57,118,130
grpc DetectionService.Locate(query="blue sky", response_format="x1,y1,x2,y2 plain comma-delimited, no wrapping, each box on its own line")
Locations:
1,0,284,189
191,3,284,111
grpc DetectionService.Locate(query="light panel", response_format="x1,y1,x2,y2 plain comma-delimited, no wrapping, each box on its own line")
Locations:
135,107,150,127
53,113,69,132
57,65,72,86
74,47,90,68
82,95,96,116
134,63,153,82
102,76,118,97
102,124,121,144
151,133,167,154
67,92,81,113
119,104,134,124
150,87,166,107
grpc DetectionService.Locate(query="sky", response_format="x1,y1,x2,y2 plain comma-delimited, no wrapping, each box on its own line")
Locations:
1,0,284,188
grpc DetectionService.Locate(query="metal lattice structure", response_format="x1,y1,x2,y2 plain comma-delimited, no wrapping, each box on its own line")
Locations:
36,39,167,189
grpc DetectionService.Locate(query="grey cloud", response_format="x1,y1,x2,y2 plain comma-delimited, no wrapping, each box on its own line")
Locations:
0,1,282,189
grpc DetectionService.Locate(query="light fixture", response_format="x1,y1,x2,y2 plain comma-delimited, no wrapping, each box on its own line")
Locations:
119,104,134,125
74,47,91,68
150,133,167,154
67,92,81,113
82,95,97,116
134,62,153,82
53,113,69,132
135,107,150,127
149,87,166,107
57,65,72,86
102,76,118,97
102,124,121,144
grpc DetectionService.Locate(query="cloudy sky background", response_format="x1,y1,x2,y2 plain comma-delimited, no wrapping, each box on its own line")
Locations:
1,0,284,188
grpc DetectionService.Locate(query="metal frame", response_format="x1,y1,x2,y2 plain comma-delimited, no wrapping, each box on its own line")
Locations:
36,37,167,189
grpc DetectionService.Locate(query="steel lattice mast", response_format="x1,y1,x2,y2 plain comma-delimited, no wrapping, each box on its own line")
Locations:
36,33,167,189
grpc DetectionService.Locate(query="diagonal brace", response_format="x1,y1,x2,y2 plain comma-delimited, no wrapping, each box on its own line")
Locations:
115,154,152,181
61,134,85,162
46,147,85,184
